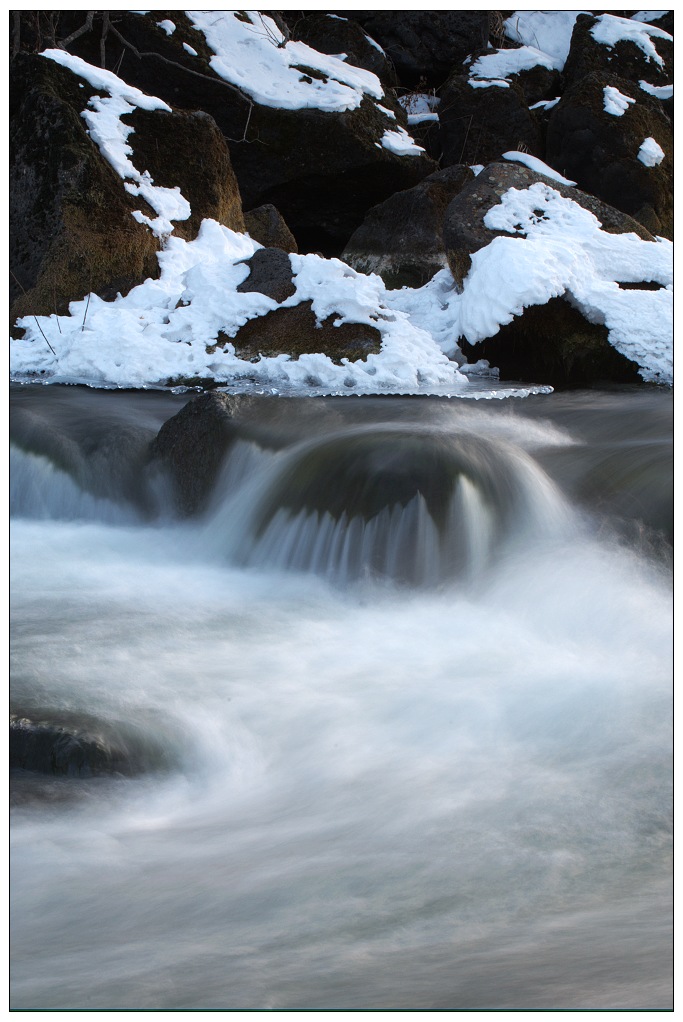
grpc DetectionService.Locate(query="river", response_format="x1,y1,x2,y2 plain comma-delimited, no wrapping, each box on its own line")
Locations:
9,383,672,1010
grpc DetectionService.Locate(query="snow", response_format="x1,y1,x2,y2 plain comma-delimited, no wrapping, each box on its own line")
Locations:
468,44,562,81
502,152,576,186
504,12,590,68
10,221,469,395
603,85,636,116
42,50,190,239
638,137,666,166
407,113,439,126
376,104,396,120
590,14,673,67
185,10,384,112
468,79,509,90
157,19,175,36
381,127,425,156
398,93,440,116
632,11,669,23
639,79,673,99
183,43,198,57
529,97,560,110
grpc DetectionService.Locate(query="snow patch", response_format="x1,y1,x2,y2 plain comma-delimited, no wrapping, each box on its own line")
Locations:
632,11,669,23
186,10,384,112
530,97,560,110
468,79,509,90
603,85,636,116
183,43,198,57
381,127,425,156
504,11,590,68
502,152,576,186
638,137,665,166
157,19,175,36
639,79,673,99
590,14,672,67
468,44,562,81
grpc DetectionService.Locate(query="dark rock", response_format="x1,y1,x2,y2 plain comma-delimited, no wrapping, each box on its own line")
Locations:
464,45,563,107
562,13,673,89
439,74,543,169
10,709,176,778
229,302,382,363
288,12,398,86
236,248,297,303
10,52,159,324
340,11,490,88
342,164,474,288
460,296,642,389
545,71,673,238
149,391,256,515
442,161,655,286
244,204,299,253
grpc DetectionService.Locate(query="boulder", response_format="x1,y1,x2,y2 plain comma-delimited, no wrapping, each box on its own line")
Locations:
10,50,244,325
439,74,543,169
545,71,673,238
442,161,655,286
10,52,158,324
463,45,563,107
148,392,258,515
228,303,382,364
562,13,673,90
53,10,437,254
342,165,474,288
244,204,298,253
340,11,490,88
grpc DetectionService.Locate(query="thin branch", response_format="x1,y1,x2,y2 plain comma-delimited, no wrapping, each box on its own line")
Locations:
100,11,110,68
58,11,95,50
108,24,258,142
10,270,57,357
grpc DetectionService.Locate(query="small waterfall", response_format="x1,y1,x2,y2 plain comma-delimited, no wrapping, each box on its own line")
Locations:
215,425,575,586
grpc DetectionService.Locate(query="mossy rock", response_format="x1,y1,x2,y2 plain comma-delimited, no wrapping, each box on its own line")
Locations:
229,301,382,363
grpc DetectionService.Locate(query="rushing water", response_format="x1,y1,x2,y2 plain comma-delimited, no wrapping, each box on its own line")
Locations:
9,384,672,1010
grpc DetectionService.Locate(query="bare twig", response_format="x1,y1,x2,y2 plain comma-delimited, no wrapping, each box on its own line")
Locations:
10,270,57,356
458,114,474,164
82,290,92,332
100,11,110,68
58,11,95,50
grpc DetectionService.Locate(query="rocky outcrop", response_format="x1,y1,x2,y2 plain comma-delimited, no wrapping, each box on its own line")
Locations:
442,161,655,286
285,12,398,86
545,71,673,238
342,165,474,288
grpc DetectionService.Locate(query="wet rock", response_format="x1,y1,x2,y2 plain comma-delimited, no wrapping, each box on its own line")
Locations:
545,71,673,238
149,391,257,515
244,204,298,253
342,164,474,288
439,74,543,169
10,710,176,779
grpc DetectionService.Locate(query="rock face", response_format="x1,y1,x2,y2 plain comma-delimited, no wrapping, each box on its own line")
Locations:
342,165,474,288
442,161,655,286
562,13,673,90
545,71,673,238
229,304,382,364
285,12,398,86
236,248,297,303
